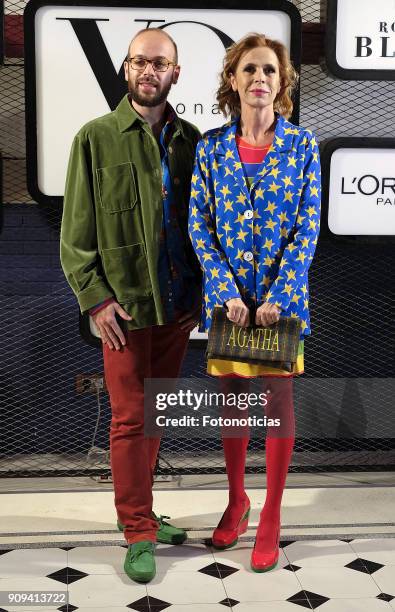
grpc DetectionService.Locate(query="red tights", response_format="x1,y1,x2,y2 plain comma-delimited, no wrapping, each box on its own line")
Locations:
219,376,295,550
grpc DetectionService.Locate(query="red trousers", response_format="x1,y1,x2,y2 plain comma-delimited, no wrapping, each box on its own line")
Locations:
103,320,190,544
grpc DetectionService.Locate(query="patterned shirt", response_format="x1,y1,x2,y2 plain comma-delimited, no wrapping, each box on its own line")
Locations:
157,107,198,321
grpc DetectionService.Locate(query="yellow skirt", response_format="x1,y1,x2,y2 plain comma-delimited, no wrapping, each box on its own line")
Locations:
207,340,304,378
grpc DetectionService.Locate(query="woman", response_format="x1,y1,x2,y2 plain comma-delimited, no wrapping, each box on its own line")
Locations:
189,33,321,571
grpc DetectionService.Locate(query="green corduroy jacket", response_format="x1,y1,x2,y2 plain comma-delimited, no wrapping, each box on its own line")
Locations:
60,94,202,330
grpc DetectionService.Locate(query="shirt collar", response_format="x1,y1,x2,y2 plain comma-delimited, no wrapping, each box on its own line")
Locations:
214,111,296,157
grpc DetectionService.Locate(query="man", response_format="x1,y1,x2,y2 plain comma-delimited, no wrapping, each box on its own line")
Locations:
61,28,201,583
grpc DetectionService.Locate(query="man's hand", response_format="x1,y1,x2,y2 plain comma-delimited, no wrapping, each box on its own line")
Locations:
177,302,202,333
92,302,132,350
225,298,250,327
255,302,281,327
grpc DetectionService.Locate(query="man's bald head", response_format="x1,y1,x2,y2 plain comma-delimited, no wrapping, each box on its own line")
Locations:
127,28,178,63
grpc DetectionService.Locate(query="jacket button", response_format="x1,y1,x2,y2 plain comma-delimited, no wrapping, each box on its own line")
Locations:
173,177,180,185
168,146,173,154
243,251,253,262
244,210,253,219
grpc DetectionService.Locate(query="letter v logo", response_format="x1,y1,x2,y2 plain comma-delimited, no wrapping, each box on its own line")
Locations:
59,18,127,109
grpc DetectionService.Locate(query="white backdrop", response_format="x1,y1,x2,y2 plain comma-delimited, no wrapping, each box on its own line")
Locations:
328,147,395,235
336,0,395,70
34,5,292,196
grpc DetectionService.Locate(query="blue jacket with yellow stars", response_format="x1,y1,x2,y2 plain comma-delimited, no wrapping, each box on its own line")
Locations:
188,111,321,338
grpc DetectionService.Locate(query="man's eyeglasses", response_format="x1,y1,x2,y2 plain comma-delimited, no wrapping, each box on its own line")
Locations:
127,57,177,72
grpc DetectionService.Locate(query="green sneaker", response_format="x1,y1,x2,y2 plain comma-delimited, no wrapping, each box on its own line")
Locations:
124,541,156,583
117,511,187,545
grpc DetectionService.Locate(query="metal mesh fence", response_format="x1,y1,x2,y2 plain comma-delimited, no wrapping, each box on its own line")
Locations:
0,0,394,477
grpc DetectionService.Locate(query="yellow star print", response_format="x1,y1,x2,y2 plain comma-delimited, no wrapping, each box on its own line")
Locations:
220,184,231,197
265,219,277,231
263,238,274,251
268,182,281,195
237,266,249,278
282,175,294,187
265,201,277,214
281,284,293,296
236,229,248,242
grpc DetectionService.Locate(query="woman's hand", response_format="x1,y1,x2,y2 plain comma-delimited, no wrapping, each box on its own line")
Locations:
225,298,250,327
255,302,281,327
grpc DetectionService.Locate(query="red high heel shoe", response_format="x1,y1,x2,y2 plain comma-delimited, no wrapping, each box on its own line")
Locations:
212,496,250,549
250,525,280,572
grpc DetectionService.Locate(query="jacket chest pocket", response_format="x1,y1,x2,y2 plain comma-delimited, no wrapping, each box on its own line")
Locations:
96,162,137,213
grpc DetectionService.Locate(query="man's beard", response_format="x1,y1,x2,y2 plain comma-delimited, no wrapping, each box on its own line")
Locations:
128,78,172,107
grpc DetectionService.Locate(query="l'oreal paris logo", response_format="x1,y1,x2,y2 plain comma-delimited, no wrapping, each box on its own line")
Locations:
355,21,395,57
341,175,395,205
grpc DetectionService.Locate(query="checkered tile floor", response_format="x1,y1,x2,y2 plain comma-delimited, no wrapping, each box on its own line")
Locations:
0,538,394,611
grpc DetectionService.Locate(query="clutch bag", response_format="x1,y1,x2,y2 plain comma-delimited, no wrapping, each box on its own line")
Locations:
206,306,302,372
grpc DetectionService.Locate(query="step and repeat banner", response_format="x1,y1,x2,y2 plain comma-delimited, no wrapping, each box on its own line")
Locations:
326,0,395,80
24,0,302,345
321,139,395,240
324,0,395,240
23,0,395,350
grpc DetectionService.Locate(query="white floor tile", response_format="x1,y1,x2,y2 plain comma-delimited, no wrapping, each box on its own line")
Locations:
0,576,67,611
370,566,395,596
67,573,146,608
155,542,215,572
318,598,393,611
350,539,395,566
235,604,311,612
5,608,59,612
283,540,359,567
212,541,289,571
0,575,67,591
169,606,233,611
0,547,67,578
219,565,302,602
296,566,380,599
146,570,227,605
67,545,125,575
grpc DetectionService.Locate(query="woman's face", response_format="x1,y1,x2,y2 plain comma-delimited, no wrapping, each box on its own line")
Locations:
229,46,282,113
